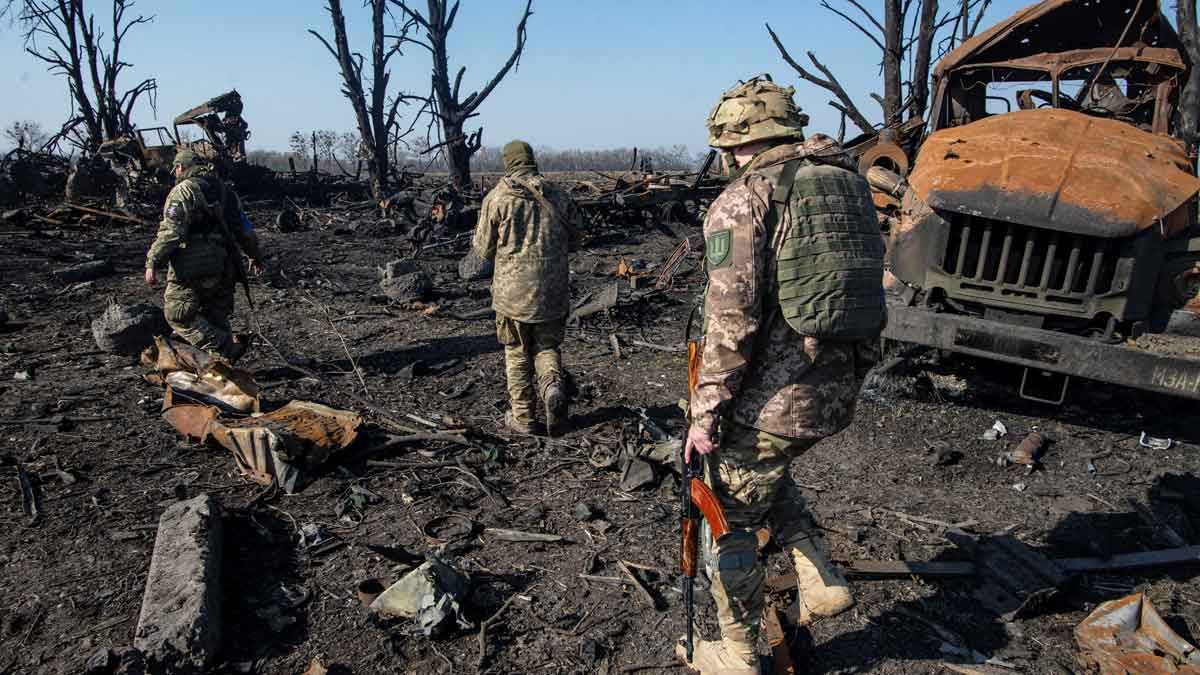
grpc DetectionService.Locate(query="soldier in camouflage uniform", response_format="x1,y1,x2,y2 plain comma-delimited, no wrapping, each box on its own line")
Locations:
474,140,582,435
145,149,264,362
680,77,885,673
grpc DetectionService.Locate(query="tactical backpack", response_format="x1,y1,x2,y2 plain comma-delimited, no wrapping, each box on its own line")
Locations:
766,158,886,340
168,175,233,281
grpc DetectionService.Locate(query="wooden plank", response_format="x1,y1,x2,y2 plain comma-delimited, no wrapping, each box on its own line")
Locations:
1059,545,1200,572
765,560,975,592
764,546,1200,594
846,560,977,579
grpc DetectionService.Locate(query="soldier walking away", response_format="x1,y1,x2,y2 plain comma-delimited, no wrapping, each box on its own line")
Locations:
474,140,582,436
680,76,885,673
145,149,265,362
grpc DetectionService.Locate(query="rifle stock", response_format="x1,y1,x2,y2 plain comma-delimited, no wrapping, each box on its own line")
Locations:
689,478,730,540
681,302,730,663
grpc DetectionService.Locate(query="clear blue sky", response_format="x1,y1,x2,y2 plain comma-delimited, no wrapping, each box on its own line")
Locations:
3,0,1043,153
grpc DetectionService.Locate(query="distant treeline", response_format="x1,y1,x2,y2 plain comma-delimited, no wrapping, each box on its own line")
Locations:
471,145,701,172
244,144,704,175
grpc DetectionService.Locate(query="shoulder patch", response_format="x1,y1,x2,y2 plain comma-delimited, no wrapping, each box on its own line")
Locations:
165,201,183,220
707,229,731,268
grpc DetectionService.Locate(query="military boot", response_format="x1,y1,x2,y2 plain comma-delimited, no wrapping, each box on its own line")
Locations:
675,636,760,674
224,333,254,364
504,410,541,435
543,381,567,436
788,532,854,624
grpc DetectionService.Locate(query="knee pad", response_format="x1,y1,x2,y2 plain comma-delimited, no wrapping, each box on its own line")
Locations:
711,530,764,631
164,297,197,325
713,531,762,595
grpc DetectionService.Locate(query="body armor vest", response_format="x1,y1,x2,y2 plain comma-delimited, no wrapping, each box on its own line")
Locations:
169,175,232,281
769,159,885,340
191,174,232,236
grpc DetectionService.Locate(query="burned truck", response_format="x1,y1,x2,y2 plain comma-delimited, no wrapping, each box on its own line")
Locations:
93,90,270,201
883,0,1200,402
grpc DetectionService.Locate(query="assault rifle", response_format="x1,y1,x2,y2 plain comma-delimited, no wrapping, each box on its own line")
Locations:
681,445,730,661
680,305,731,662
210,178,255,310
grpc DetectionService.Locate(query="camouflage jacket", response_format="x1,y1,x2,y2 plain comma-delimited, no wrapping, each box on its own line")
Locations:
146,169,261,282
474,174,582,322
690,140,879,440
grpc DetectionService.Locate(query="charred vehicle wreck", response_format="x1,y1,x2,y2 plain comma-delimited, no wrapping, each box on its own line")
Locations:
93,90,271,201
883,0,1200,402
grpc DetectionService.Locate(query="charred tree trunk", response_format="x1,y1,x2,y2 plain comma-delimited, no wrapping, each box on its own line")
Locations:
1178,0,1200,148
310,0,420,201
397,0,533,190
882,0,903,125
770,0,990,135
910,0,939,121
13,0,156,152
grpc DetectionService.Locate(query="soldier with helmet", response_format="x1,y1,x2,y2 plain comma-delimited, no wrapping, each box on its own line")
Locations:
681,76,885,673
145,148,265,362
474,140,582,436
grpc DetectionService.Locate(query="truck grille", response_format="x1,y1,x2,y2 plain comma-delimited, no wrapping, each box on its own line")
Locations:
939,218,1120,308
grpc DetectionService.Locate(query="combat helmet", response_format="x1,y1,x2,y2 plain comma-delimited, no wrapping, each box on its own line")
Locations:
173,143,219,169
706,75,809,149
172,147,201,169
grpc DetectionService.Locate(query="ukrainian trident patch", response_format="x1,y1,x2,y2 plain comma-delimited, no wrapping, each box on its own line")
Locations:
706,229,731,268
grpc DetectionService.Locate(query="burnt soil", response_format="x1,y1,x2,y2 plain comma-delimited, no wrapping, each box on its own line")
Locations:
2,198,1199,675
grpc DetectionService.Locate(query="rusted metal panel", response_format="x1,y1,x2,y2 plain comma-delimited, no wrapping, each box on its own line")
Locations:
207,401,363,493
934,0,1177,79
1075,593,1200,674
950,47,1185,77
883,305,1200,399
172,90,244,127
908,109,1200,238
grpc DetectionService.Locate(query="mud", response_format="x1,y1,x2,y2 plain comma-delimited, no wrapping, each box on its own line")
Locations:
1,200,1198,675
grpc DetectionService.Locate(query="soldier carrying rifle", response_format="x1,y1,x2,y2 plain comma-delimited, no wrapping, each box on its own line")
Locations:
679,76,885,673
145,148,264,362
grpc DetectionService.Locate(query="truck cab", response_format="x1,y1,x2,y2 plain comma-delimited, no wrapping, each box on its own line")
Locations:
884,0,1200,401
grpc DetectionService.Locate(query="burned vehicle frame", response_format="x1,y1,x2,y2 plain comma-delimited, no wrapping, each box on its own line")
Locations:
883,0,1200,402
96,90,267,199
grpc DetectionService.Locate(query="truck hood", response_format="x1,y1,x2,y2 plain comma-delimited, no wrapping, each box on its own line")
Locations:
908,109,1200,238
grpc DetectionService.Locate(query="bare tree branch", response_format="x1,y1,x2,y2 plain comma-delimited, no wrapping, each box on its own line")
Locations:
15,0,155,150
820,0,886,52
767,21,875,135
967,0,992,38
310,0,418,200
391,0,534,188
460,0,532,115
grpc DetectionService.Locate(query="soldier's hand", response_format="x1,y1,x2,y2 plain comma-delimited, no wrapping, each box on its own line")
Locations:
145,267,157,288
684,424,715,463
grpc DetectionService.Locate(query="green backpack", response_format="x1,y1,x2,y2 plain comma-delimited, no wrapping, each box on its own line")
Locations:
767,159,885,340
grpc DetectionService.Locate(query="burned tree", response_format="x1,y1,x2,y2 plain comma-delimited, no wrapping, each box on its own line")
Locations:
1178,0,1200,147
4,121,49,150
395,0,534,189
8,0,157,152
768,0,991,136
310,0,423,201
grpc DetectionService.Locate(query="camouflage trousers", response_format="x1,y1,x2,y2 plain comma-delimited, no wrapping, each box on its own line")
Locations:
495,315,565,425
163,276,236,356
707,418,821,651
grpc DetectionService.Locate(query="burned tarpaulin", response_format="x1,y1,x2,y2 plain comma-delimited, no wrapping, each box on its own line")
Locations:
147,337,361,492
210,401,362,493
143,337,261,413
161,399,362,494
